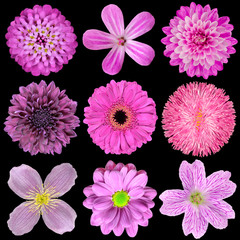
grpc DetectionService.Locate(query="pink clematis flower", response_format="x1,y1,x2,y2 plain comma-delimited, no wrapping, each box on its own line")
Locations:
83,160,157,237
7,163,77,235
83,4,155,75
159,160,236,239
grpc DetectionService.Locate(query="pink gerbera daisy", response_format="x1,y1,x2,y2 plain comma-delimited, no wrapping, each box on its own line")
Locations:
8,163,77,235
83,80,157,154
159,160,236,238
83,160,157,237
4,80,80,155
162,82,235,157
83,4,155,75
6,4,78,76
161,2,237,79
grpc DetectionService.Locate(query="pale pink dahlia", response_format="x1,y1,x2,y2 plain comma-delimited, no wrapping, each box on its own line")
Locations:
161,2,237,79
159,160,236,238
83,160,157,237
162,82,235,157
84,80,157,154
6,4,77,76
83,4,155,75
4,80,80,155
8,163,77,235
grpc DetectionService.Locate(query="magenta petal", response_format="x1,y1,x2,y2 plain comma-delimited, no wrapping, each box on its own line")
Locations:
8,202,40,236
101,4,124,37
105,171,123,192
82,29,115,50
42,200,77,234
92,182,113,196
128,186,145,199
93,197,112,210
126,40,155,66
102,46,125,75
8,164,43,199
126,222,138,237
44,163,77,197
125,12,155,39
127,173,148,191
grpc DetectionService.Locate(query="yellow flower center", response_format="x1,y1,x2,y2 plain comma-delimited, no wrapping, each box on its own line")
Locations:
112,190,130,208
194,108,204,130
190,191,204,206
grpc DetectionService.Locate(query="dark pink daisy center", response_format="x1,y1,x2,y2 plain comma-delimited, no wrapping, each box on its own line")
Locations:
30,108,54,129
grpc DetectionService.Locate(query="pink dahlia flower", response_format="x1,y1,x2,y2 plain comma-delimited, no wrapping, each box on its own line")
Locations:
83,160,157,237
159,160,236,238
161,2,237,79
6,4,78,76
162,82,235,157
83,4,155,75
4,80,80,155
8,163,77,235
84,80,157,154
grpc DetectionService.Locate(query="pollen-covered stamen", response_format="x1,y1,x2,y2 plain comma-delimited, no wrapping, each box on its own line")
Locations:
190,191,204,206
194,108,203,130
117,37,126,46
112,190,130,208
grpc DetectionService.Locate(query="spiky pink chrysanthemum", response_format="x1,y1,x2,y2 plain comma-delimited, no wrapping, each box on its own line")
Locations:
4,80,80,155
6,4,78,76
162,82,235,157
159,160,236,238
161,2,237,79
83,80,158,154
83,160,157,237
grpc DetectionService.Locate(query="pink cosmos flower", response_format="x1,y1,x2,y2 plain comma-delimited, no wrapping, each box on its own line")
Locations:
83,80,157,154
83,4,155,75
161,2,237,79
6,4,78,76
4,80,80,155
8,163,77,235
162,82,235,157
83,160,157,237
159,160,236,239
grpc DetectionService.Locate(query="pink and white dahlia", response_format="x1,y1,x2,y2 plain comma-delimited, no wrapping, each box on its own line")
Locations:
83,4,155,75
83,160,157,237
162,82,235,157
84,80,157,154
161,2,237,79
4,80,80,155
8,163,77,235
159,160,236,238
6,4,78,76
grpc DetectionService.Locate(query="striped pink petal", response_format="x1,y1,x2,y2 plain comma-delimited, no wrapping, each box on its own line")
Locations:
125,12,155,39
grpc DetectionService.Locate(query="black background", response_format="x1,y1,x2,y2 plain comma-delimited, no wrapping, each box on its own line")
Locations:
0,0,239,239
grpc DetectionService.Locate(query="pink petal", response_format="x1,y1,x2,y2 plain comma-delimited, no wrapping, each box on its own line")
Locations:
127,173,148,191
44,163,77,197
129,199,148,212
113,222,124,236
182,205,208,238
102,206,118,224
159,190,187,216
105,160,116,170
123,169,137,189
126,40,155,66
82,29,115,50
125,12,155,39
179,161,194,191
92,182,113,196
102,46,125,75
93,197,113,210
144,187,157,200
192,160,206,190
42,199,77,234
105,170,123,192
120,207,132,227
7,202,40,236
83,185,94,197
101,4,124,37
126,222,138,237
128,186,145,199
8,164,43,199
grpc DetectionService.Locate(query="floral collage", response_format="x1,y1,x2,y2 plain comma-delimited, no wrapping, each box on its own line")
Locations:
1,0,239,239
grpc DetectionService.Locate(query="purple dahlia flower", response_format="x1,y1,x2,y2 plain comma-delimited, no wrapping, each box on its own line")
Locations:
6,4,78,76
4,80,80,155
161,2,237,79
83,160,157,237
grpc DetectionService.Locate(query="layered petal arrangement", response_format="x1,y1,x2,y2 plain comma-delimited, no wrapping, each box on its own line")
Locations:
84,80,158,154
83,160,157,237
4,80,80,155
8,163,77,235
6,4,78,76
83,4,155,75
159,160,236,238
161,2,237,79
162,82,235,157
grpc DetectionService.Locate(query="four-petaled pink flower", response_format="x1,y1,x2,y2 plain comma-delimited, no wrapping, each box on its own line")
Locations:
83,4,155,75
83,160,157,237
161,2,237,79
8,163,77,235
159,160,236,239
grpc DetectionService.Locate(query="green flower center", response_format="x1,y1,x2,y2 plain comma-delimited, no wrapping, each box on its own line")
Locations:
190,192,204,206
112,190,130,208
